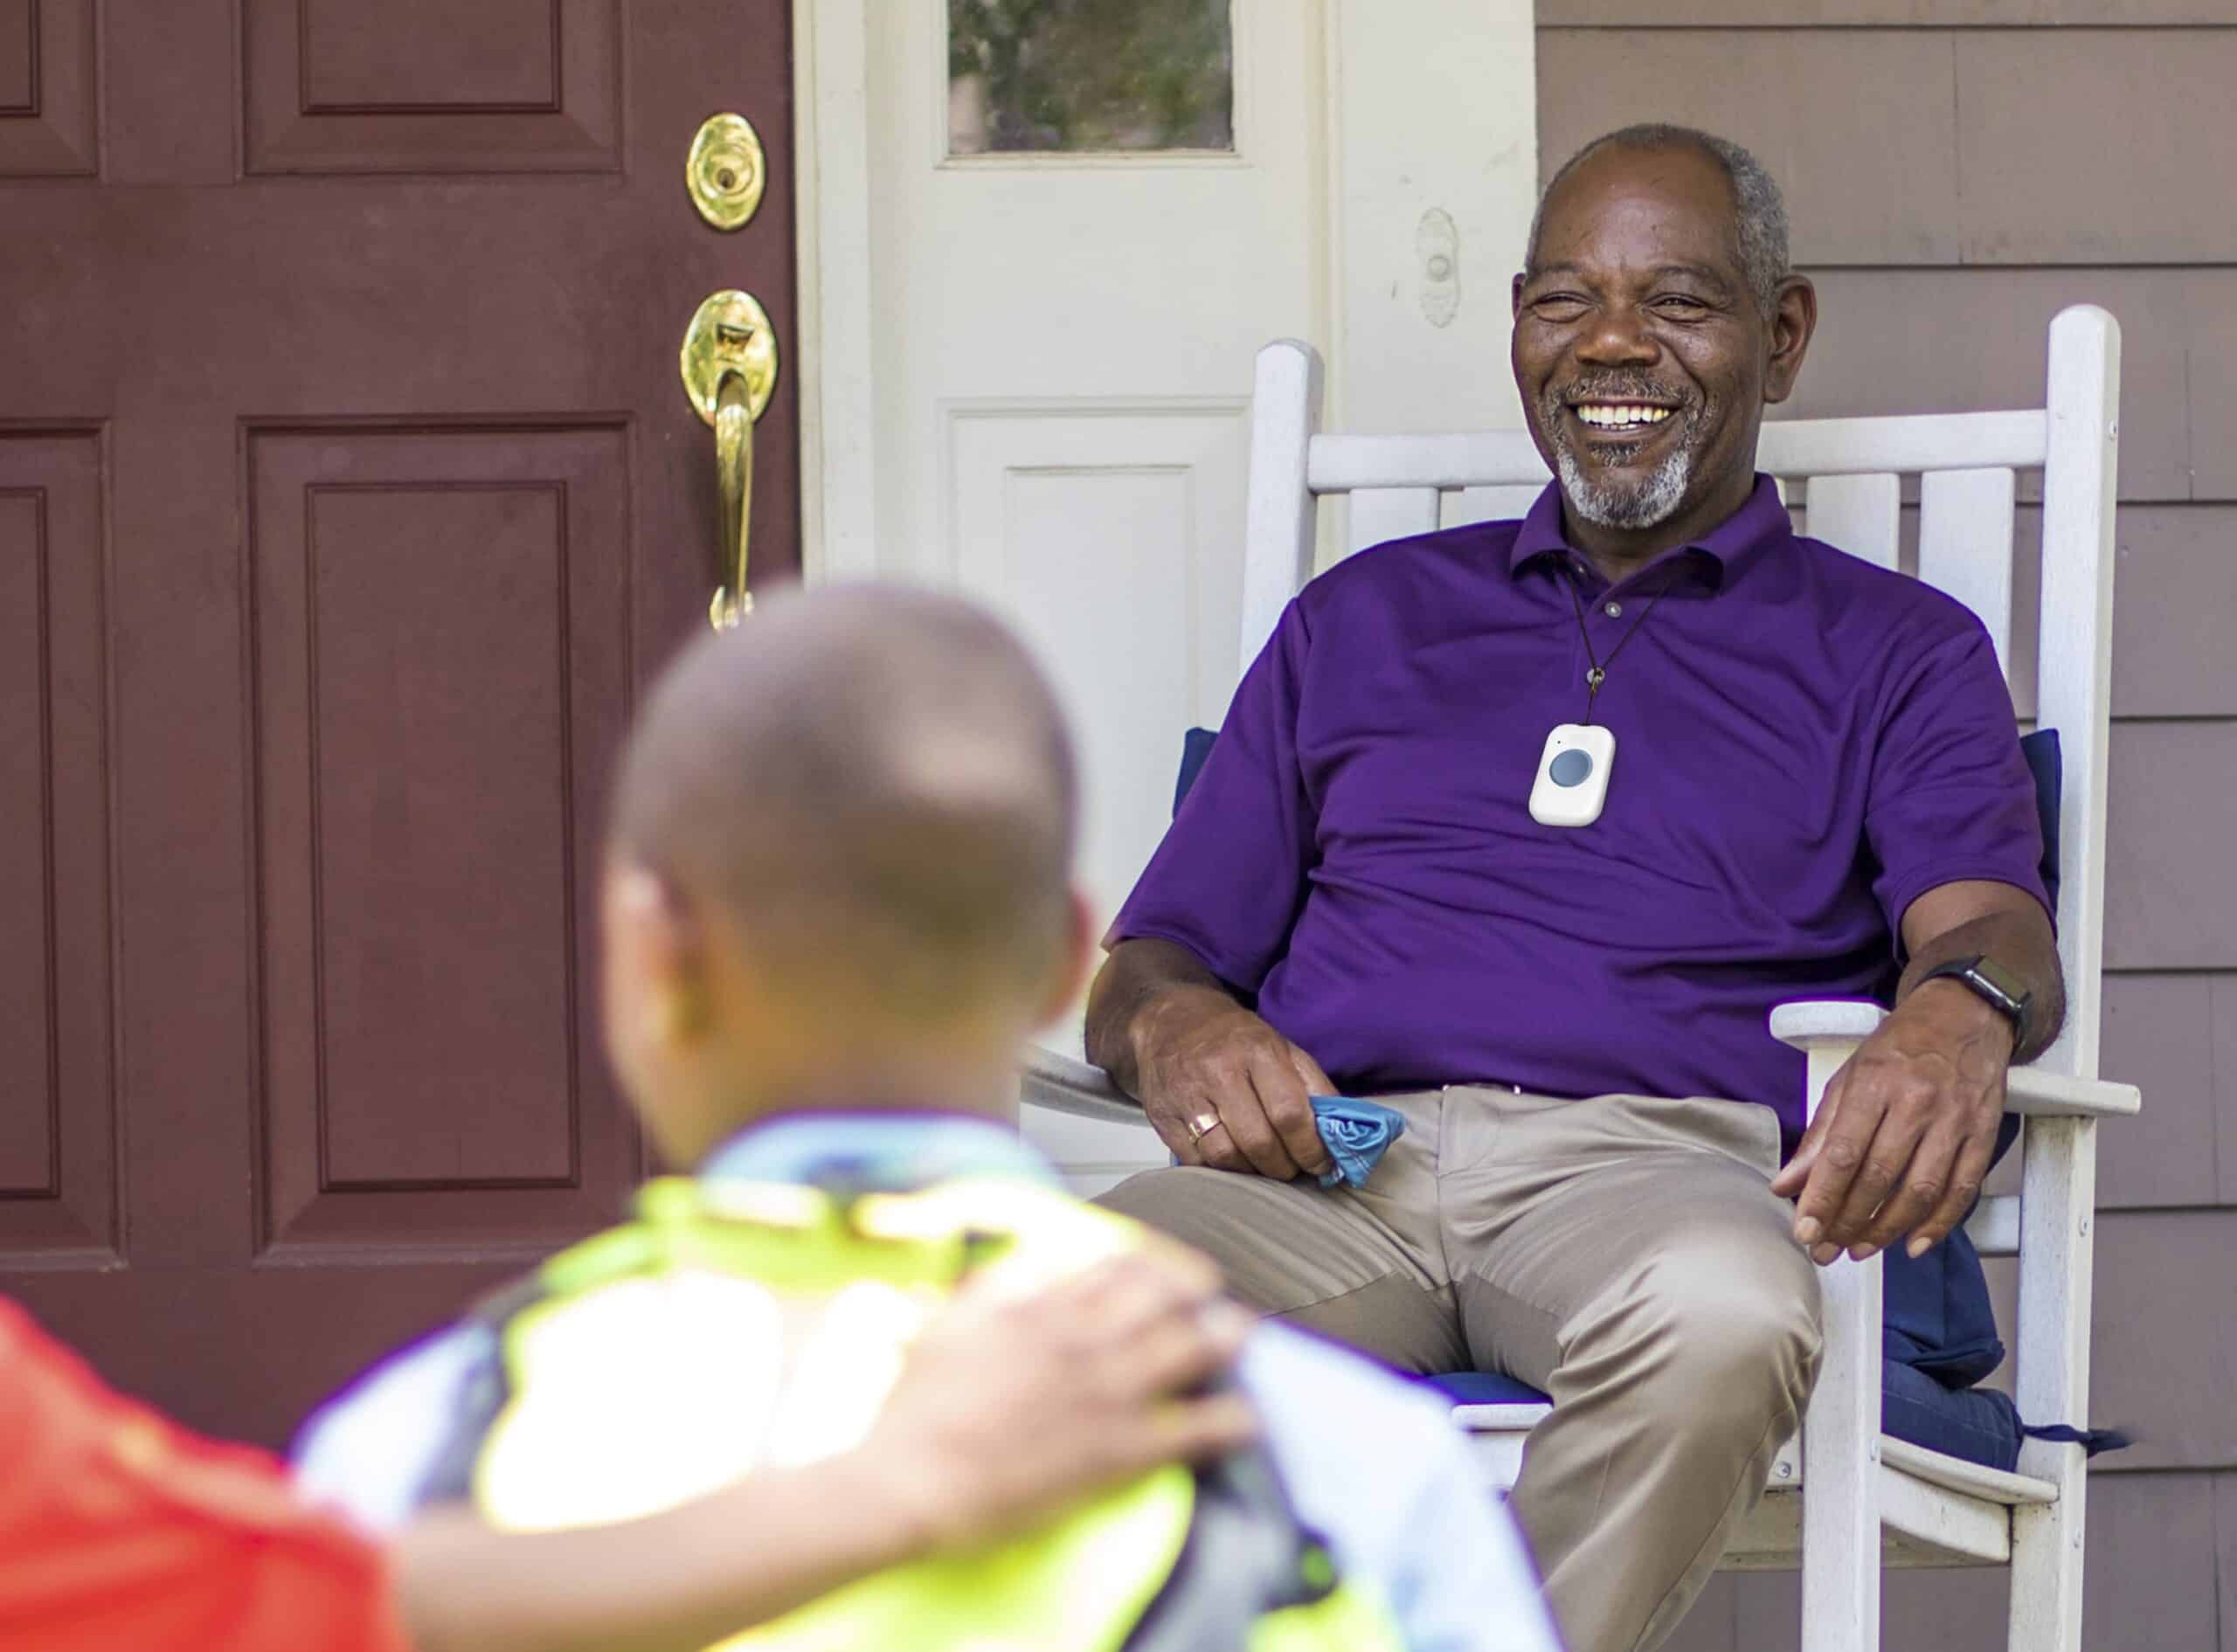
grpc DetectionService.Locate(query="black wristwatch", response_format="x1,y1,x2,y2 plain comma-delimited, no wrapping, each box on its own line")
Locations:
1916,954,2033,1052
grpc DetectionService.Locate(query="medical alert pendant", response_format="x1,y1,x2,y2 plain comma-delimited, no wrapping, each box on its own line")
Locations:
1529,723,1616,828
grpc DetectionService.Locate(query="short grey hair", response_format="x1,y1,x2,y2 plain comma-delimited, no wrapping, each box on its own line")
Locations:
1527,125,1791,320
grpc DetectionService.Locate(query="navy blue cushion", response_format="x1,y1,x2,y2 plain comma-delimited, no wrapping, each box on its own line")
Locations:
1175,726,1221,817
1881,1120,2019,1388
2019,728,2062,914
1882,1358,2025,1471
1427,1363,2025,1471
1426,1371,1556,1407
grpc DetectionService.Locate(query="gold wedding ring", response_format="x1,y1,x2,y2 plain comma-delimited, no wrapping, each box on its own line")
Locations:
1188,1112,1224,1144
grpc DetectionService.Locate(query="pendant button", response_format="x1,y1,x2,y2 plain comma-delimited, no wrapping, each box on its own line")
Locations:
1530,723,1617,828
1586,667,1606,691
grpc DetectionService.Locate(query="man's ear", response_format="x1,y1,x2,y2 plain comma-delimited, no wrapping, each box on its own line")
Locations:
1031,886,1098,1029
1511,270,1527,321
1762,273,1818,406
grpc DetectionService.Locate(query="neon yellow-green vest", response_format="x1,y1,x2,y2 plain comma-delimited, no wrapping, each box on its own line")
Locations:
466,1172,1406,1652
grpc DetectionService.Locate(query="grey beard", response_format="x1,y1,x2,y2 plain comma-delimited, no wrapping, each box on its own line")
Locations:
1539,387,1700,529
1553,441,1693,530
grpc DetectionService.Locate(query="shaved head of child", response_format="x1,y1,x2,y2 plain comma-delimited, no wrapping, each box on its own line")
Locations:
603,584,1087,1165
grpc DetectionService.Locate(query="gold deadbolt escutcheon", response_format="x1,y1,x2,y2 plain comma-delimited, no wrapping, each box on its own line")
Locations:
686,113,766,232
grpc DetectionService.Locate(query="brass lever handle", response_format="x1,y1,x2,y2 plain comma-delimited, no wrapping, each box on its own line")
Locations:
679,291,779,630
712,370,754,629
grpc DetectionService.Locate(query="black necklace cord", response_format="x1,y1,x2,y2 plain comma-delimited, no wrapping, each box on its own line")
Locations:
1564,560,1683,726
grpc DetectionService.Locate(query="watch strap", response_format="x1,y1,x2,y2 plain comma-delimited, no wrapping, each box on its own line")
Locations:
1919,954,2033,1049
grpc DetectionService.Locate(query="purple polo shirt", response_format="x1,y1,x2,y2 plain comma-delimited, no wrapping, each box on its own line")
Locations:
1110,476,2048,1146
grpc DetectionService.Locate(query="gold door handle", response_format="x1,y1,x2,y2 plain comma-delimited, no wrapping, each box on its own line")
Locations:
710,371,754,629
680,290,779,630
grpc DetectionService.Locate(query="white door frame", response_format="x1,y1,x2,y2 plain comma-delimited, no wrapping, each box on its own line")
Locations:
791,0,885,584
789,0,1541,584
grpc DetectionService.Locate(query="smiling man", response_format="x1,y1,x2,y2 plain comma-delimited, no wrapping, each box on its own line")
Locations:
1086,127,2063,1652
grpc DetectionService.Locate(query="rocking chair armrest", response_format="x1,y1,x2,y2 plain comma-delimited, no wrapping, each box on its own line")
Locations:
1769,999,1888,1052
1018,1043,1149,1129
2004,1068,2139,1118
1769,1000,2138,1117
1770,1002,1886,1130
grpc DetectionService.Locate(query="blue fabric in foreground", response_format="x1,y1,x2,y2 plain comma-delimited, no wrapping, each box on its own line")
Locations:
1311,1096,1407,1189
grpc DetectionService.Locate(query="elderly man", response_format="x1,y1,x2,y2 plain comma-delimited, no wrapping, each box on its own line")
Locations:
1089,125,2063,1652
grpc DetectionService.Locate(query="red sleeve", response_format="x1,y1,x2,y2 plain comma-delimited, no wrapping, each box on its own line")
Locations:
0,1297,413,1652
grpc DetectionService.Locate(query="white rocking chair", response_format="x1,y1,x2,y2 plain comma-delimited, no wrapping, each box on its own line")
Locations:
1021,305,2139,1652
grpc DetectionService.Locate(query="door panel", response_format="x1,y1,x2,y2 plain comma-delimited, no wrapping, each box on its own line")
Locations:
0,0,94,175
247,425,639,1260
293,0,570,114
1,0,797,1444
243,0,623,174
948,403,1248,942
0,432,114,1265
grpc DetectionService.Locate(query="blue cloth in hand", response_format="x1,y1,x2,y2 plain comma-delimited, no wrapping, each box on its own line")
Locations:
1312,1096,1406,1188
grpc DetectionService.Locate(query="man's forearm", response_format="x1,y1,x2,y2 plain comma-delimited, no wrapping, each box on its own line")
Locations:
1896,906,2066,1065
1084,938,1240,1095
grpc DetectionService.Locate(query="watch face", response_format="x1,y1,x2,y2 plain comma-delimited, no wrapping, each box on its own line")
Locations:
1970,957,2029,1013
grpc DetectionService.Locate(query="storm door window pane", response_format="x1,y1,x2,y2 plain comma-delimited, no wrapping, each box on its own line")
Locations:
947,0,1236,156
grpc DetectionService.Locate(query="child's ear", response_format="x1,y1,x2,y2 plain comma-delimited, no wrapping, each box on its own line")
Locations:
1032,886,1098,1028
603,862,712,1047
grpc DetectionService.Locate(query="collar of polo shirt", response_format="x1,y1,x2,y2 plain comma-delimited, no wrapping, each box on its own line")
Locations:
1508,473,1792,592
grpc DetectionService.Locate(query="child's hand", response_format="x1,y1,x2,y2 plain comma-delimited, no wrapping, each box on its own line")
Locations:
860,1248,1256,1554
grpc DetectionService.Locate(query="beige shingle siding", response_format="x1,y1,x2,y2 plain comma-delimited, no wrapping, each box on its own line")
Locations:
1542,2,2233,25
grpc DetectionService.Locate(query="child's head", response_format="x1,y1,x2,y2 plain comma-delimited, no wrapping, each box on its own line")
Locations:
601,584,1089,1167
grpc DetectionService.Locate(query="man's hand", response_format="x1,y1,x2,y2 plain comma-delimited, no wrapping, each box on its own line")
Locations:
1770,981,2015,1264
1770,880,2060,1265
859,1249,1256,1554
1125,985,1336,1179
1083,937,1334,1180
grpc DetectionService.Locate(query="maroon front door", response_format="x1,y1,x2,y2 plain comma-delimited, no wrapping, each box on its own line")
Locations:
1,0,798,1446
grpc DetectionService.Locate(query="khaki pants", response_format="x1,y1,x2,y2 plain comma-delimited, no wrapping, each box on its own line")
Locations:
1098,1087,1823,1652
